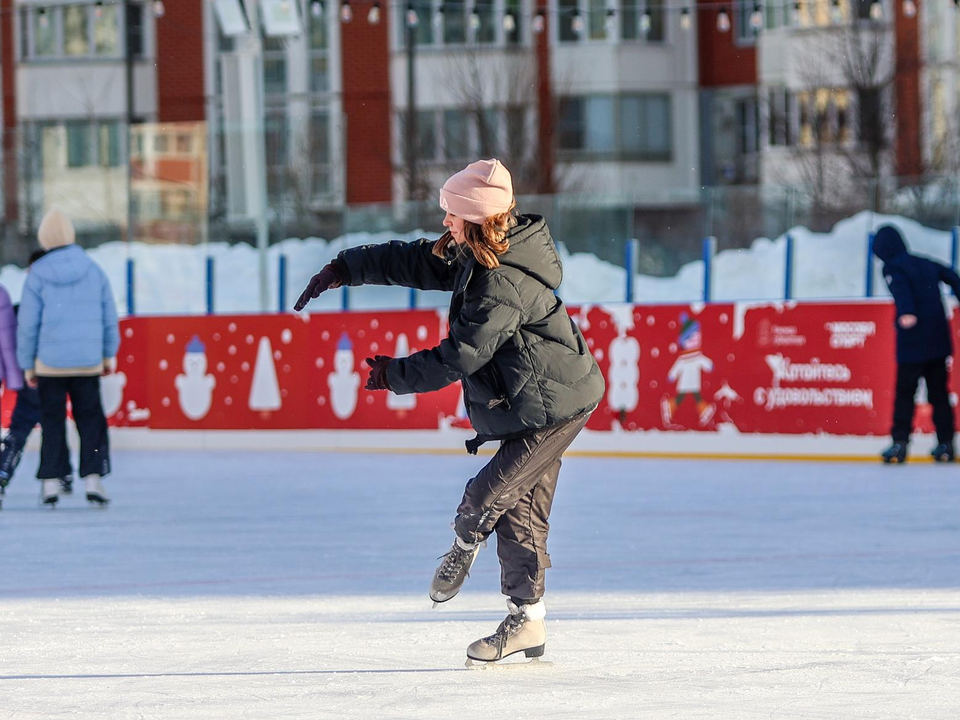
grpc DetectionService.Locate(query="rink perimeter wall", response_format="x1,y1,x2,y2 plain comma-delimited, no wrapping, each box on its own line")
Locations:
3,301,958,461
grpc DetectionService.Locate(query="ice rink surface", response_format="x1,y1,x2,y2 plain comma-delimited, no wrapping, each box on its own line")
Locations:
1,449,958,719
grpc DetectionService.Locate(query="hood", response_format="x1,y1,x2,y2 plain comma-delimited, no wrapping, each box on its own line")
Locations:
30,245,95,286
497,215,562,290
873,225,908,262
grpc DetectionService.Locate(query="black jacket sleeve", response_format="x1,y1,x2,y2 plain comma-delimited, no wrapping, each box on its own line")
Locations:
337,239,457,291
883,264,918,317
937,262,960,297
386,273,523,395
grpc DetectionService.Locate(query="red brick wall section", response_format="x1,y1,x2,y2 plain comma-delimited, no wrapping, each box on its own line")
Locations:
697,0,757,87
156,0,206,122
1,0,17,222
535,0,554,194
895,0,922,178
341,0,393,203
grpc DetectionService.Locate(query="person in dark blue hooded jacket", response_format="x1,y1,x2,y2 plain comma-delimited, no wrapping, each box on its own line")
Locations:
872,225,960,463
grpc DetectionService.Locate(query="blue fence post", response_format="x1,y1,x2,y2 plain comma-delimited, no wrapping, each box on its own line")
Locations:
952,227,959,297
278,255,287,312
341,286,350,311
784,233,794,301
205,256,215,315
409,288,417,309
624,239,639,303
702,236,716,303
865,231,876,298
125,257,135,316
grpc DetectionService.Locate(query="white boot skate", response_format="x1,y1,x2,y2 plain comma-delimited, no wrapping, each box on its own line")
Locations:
466,600,547,665
41,479,60,507
85,475,110,506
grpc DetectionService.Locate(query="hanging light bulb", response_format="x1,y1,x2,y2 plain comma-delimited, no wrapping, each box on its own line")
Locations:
94,0,103,18
503,9,517,32
680,6,692,30
433,3,445,26
340,0,353,22
717,5,731,31
902,0,917,16
792,0,802,23
38,6,49,28
869,0,883,18
640,8,652,34
470,7,481,31
368,0,381,24
571,8,585,34
152,0,165,18
532,8,546,33
604,7,616,34
407,2,420,26
311,0,324,17
749,2,763,31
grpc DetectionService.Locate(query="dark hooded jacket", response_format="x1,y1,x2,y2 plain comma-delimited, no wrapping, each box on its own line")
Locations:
337,214,604,449
873,225,960,364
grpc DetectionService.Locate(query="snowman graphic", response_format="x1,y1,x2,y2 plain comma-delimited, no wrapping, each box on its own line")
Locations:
604,306,640,425
328,332,361,420
100,369,127,418
662,313,715,427
175,335,216,421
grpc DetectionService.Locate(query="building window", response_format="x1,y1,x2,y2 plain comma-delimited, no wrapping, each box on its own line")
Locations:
506,107,527,159
477,108,500,156
558,0,580,41
504,0,522,44
127,3,145,57
444,110,470,160
767,86,795,147
474,0,496,43
588,0,606,39
99,121,122,167
417,110,438,161
94,5,120,55
560,94,672,161
263,36,287,95
308,0,329,93
310,110,331,194
444,2,468,43
66,122,92,167
735,0,758,44
63,5,90,56
23,3,129,60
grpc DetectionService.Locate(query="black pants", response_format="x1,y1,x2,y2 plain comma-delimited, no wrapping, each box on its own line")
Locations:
37,376,110,480
454,412,591,602
892,358,956,446
0,384,50,484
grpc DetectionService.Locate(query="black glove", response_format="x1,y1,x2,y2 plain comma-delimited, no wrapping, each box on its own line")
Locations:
294,262,343,311
365,355,394,391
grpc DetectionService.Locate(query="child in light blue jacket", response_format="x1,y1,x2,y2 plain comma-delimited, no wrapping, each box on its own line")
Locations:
17,209,119,507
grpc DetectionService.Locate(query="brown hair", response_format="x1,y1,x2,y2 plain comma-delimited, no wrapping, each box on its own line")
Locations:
433,200,518,269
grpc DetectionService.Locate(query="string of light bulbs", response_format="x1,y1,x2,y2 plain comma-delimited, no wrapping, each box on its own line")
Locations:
23,0,951,35
311,0,949,35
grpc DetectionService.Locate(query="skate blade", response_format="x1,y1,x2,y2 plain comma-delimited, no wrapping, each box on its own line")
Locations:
465,656,552,670
86,494,110,507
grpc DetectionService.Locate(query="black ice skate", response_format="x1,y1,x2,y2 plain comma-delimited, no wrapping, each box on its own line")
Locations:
0,434,24,486
465,600,547,665
41,479,59,507
430,536,481,605
59,476,74,495
881,443,907,464
931,444,955,463
85,475,110,506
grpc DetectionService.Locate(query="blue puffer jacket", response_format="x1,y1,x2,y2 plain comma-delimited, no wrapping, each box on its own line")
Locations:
873,225,960,364
17,245,120,372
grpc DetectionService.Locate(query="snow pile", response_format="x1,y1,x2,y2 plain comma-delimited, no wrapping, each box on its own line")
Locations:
0,211,954,314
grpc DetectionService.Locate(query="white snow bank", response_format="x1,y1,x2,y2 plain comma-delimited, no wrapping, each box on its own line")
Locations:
0,211,954,314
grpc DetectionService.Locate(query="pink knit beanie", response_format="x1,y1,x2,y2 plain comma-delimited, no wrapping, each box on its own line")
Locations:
38,208,76,250
439,159,514,224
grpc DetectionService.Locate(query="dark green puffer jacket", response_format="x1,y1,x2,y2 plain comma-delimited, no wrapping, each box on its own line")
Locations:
337,214,604,449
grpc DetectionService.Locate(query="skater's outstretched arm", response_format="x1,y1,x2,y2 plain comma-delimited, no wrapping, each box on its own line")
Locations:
336,238,457,292
937,262,960,298
387,273,522,394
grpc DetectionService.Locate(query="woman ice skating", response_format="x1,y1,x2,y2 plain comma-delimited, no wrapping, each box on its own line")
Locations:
295,158,604,663
17,209,120,507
